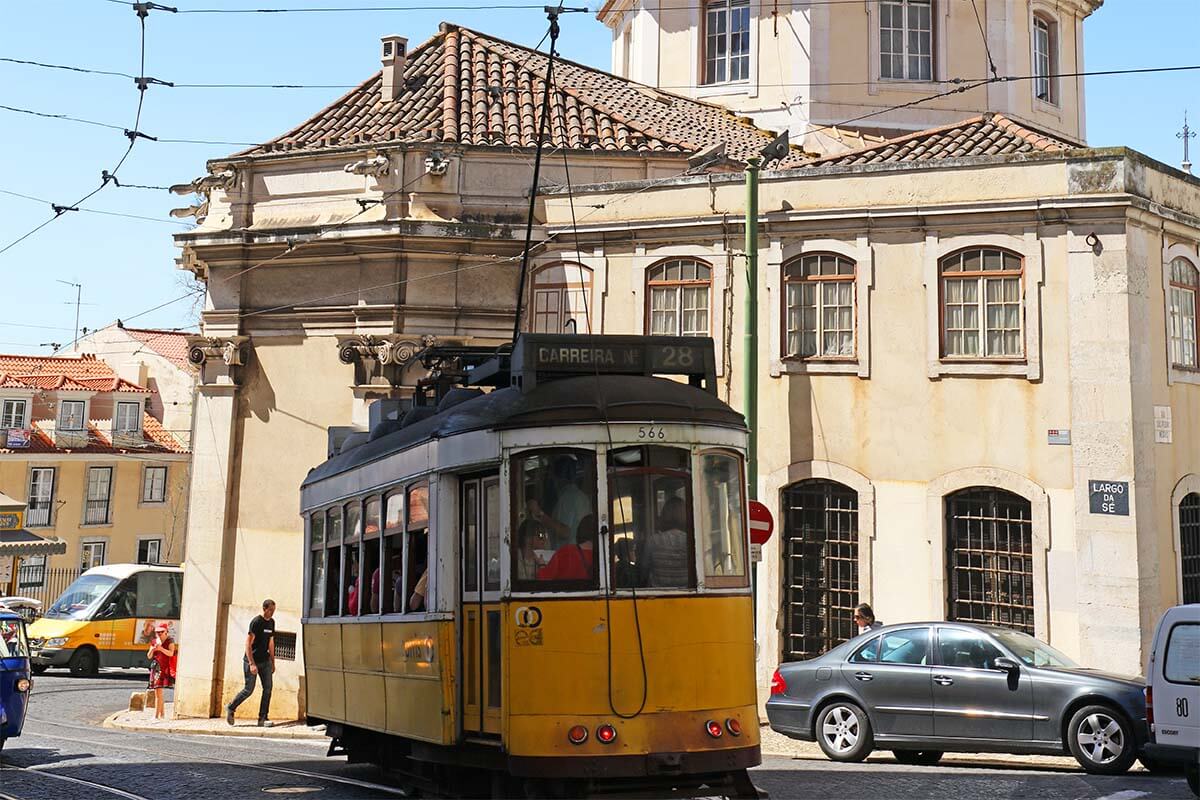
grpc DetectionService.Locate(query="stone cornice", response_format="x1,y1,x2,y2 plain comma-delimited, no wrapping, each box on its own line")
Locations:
187,335,250,387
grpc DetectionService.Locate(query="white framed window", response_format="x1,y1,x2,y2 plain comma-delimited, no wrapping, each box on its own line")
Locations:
1169,257,1199,369
783,254,856,359
142,466,167,504
1,399,27,429
941,248,1024,359
17,554,46,590
647,259,712,337
530,262,594,334
115,401,141,434
59,400,86,431
1033,14,1057,104
137,537,163,565
80,539,107,571
703,0,751,85
27,467,55,527
880,0,933,81
85,466,113,525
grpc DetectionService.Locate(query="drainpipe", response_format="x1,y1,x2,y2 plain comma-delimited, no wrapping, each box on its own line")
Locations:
744,157,761,502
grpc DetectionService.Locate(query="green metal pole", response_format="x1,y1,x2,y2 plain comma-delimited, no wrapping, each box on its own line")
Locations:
744,157,760,502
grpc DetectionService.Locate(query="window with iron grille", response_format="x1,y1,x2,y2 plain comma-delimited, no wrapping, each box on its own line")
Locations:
1181,492,1200,604
273,631,297,661
782,480,859,662
85,466,113,525
703,0,751,85
27,467,55,527
946,487,1034,634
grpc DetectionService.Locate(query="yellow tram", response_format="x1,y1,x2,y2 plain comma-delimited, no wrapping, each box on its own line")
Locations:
299,335,761,797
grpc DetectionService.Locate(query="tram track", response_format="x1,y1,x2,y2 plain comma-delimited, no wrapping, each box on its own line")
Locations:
9,719,413,798
0,761,152,800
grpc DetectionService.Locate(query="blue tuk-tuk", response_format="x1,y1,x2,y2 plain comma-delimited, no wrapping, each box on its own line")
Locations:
0,609,32,752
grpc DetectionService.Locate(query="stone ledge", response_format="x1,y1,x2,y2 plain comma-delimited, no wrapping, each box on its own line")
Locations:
104,705,327,741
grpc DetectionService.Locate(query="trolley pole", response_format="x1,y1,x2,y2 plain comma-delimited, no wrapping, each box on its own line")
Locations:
743,158,760,501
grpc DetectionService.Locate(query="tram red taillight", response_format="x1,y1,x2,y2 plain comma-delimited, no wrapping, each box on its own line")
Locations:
596,724,617,744
770,668,787,696
567,725,589,745
725,718,742,736
705,719,724,739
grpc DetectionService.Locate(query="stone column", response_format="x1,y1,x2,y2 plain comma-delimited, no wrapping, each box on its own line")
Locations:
174,336,248,718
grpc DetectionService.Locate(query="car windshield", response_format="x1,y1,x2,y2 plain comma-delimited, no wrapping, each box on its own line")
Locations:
991,628,1079,668
44,574,118,620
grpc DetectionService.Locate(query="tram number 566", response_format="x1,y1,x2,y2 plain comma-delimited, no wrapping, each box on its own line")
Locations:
638,425,666,440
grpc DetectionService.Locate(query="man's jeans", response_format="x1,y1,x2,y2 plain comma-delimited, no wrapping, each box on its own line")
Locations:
227,656,272,721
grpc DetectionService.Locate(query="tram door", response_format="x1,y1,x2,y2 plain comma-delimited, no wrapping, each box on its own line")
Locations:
460,475,503,736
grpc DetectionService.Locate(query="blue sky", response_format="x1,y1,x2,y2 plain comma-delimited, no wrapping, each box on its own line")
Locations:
0,1,1195,353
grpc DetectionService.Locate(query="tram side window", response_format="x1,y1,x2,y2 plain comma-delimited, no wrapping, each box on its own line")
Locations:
609,446,695,590
512,449,598,591
406,483,430,611
363,496,382,614
308,512,326,616
344,501,362,616
325,507,343,615
700,451,749,588
383,491,404,614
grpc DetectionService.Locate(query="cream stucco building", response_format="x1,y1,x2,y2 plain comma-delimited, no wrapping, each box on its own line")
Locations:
598,0,1101,150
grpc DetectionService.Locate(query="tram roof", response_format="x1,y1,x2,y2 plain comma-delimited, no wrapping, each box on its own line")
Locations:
303,374,745,488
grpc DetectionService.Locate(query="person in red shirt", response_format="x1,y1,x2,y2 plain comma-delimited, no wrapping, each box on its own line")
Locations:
537,515,597,581
146,622,177,720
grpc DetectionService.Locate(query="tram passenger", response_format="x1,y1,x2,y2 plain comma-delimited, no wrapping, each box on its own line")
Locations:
537,515,597,581
346,555,360,616
389,553,404,613
515,519,550,580
409,567,428,611
641,497,690,588
612,537,638,588
530,456,592,547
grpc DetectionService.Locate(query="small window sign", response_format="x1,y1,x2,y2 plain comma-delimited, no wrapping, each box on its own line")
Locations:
1047,429,1071,445
1088,480,1129,516
1154,406,1172,444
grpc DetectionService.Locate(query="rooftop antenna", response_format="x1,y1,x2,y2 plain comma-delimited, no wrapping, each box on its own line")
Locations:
1179,110,1196,175
56,279,82,349
510,4,589,343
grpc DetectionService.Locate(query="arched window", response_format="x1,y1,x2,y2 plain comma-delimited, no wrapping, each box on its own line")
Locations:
940,247,1024,358
783,253,856,359
1169,257,1199,369
529,262,593,334
1180,492,1200,604
646,259,711,337
1032,13,1058,103
781,480,859,661
946,487,1034,634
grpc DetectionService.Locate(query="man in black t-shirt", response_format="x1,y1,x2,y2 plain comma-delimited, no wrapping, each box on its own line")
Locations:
225,598,277,726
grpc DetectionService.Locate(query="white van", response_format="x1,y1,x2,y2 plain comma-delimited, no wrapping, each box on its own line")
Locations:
1145,603,1199,796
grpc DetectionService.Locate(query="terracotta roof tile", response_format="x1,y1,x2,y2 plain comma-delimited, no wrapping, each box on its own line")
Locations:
238,23,808,168
0,413,186,455
802,113,1078,168
0,353,115,381
119,327,195,371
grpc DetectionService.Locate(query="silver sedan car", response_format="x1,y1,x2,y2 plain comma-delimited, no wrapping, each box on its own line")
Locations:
766,622,1147,774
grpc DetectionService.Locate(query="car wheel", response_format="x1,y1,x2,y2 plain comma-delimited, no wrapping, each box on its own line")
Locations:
31,664,48,675
68,647,99,677
892,750,944,766
1066,705,1136,775
815,702,873,762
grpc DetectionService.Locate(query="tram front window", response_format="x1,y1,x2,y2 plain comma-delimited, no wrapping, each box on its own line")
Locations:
699,451,749,588
610,446,695,590
512,450,598,591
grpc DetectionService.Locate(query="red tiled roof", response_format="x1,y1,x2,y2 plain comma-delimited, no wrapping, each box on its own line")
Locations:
802,113,1078,168
238,23,808,168
0,413,186,455
0,353,116,381
120,327,195,371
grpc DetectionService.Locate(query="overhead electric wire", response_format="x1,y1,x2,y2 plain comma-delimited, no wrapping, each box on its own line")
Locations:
969,0,1000,80
0,188,192,226
111,0,1042,13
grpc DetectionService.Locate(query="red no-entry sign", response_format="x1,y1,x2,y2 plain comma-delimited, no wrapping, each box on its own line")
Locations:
748,500,774,545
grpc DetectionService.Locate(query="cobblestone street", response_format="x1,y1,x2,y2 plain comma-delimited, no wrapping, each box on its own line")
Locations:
0,671,1192,799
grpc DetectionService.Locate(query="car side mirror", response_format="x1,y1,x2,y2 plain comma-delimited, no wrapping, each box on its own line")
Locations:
993,656,1020,672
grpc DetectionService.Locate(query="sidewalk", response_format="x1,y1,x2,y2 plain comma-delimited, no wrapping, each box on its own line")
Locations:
759,727,1089,771
105,702,327,741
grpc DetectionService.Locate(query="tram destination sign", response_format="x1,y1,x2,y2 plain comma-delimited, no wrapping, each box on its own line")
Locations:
1088,480,1129,516
512,334,717,393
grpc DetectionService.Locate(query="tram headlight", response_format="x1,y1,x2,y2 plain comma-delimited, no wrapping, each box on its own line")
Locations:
725,718,742,736
15,678,31,693
567,725,588,745
596,724,617,744
705,719,724,739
